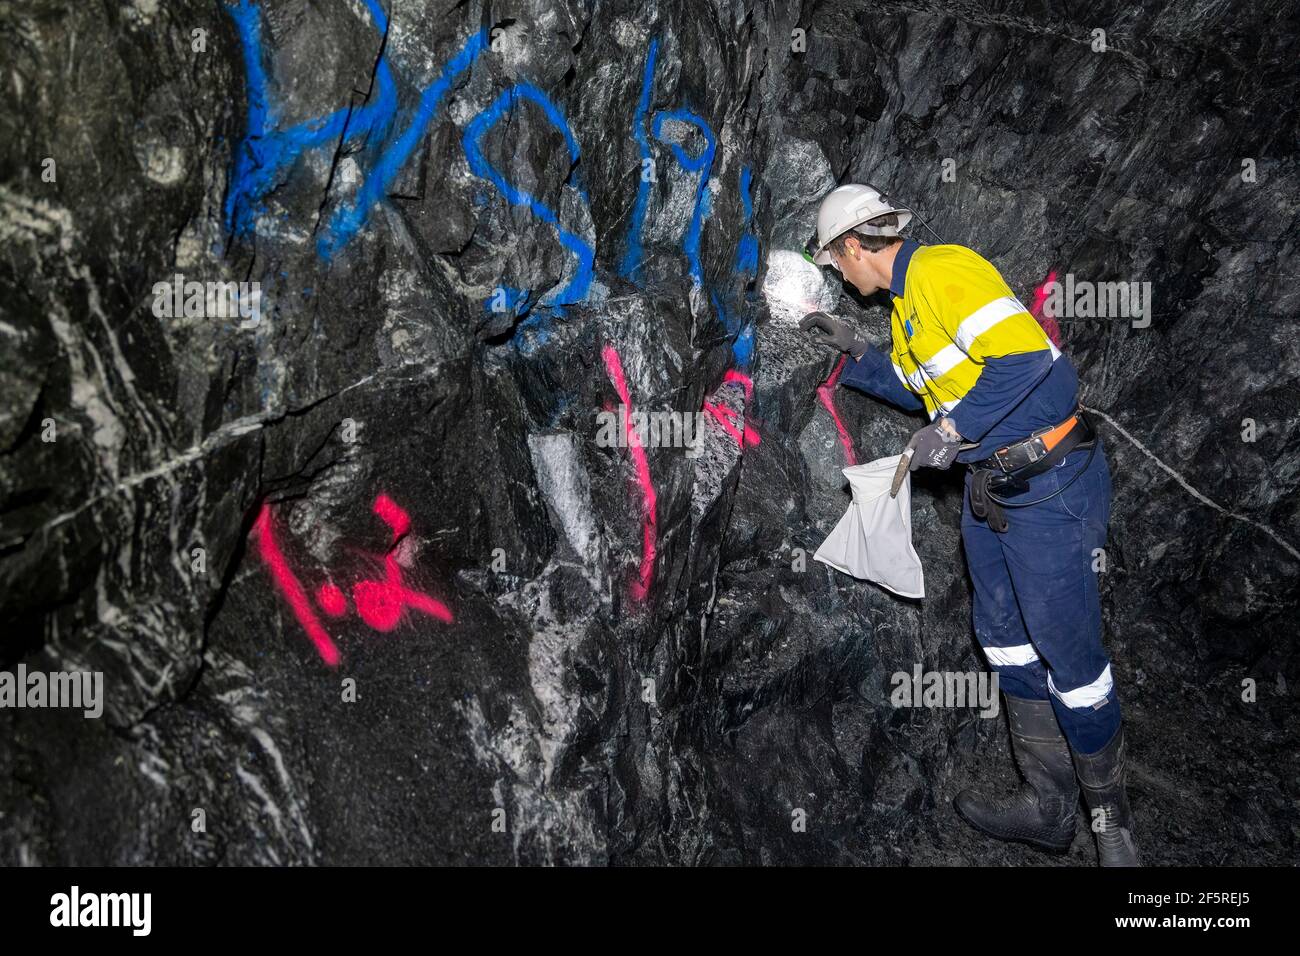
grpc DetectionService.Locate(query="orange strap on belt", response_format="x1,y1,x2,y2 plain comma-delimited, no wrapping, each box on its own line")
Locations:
1036,414,1079,452
993,413,1079,459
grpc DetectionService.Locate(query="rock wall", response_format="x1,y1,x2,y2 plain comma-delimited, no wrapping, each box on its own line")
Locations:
1,0,1296,864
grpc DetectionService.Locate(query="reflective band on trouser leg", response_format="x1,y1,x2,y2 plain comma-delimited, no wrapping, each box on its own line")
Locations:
984,644,1041,667
981,649,1048,701
980,642,1048,701
1049,669,1121,755
1048,665,1113,708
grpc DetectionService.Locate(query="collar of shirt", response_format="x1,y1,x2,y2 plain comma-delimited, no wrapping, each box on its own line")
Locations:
890,238,920,300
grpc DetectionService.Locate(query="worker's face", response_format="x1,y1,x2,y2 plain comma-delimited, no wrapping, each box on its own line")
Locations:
830,236,881,296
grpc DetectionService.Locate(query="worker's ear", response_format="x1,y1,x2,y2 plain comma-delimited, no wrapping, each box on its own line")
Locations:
843,235,862,260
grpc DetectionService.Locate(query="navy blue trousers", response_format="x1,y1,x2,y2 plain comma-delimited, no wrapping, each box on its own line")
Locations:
961,441,1121,755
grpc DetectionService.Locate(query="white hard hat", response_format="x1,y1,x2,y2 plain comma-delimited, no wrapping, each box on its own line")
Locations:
809,184,913,265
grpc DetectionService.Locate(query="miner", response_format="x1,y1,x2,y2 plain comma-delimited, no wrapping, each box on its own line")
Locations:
800,184,1139,866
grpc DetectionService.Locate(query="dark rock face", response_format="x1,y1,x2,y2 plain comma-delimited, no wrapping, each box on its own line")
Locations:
1,0,1296,865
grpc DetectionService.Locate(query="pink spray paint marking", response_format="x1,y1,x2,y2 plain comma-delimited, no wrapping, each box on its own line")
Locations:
1030,269,1064,348
317,582,348,617
353,555,453,631
723,369,754,400
372,492,411,539
703,401,746,445
253,505,342,667
816,354,858,466
351,494,453,631
703,370,760,447
722,370,760,445
253,493,453,666
601,344,657,602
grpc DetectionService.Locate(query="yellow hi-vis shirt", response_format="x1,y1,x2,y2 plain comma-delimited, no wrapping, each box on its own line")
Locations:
889,244,1060,420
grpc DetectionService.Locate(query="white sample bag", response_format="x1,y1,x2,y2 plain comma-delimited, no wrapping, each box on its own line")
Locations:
813,454,925,598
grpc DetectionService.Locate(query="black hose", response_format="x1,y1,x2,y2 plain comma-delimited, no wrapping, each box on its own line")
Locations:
901,205,947,245
986,438,1099,508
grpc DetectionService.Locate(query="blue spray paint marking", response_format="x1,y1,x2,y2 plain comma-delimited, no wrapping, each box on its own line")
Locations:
462,83,595,307
650,109,715,285
224,13,758,367
735,165,759,277
226,1,270,135
730,165,760,366
614,39,753,365
620,40,659,280
732,323,756,367
712,291,754,368
320,28,489,259
621,83,717,287
224,0,398,240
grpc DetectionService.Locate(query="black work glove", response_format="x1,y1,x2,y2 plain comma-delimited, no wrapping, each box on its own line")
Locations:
799,311,867,358
890,419,963,497
906,419,963,472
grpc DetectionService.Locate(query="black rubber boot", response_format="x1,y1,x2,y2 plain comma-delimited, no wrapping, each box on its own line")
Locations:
1071,724,1141,867
954,694,1079,852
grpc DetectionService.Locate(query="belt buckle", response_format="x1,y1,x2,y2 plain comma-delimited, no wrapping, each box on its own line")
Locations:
1023,436,1047,464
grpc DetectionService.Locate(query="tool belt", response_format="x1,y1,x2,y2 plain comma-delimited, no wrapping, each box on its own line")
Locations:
969,408,1097,532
